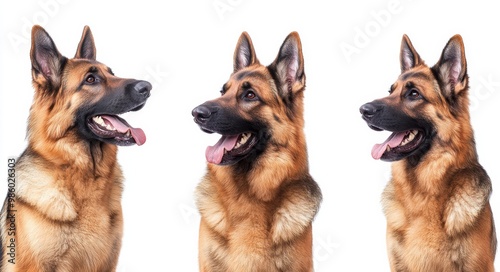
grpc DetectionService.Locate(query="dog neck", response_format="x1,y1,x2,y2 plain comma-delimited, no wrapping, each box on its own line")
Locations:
392,128,478,195
27,130,118,177
208,141,310,202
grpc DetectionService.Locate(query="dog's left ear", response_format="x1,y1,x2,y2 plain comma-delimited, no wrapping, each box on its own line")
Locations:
269,32,305,97
433,35,468,97
75,25,96,60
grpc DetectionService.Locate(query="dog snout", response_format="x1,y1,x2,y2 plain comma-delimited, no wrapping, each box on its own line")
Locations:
132,80,152,98
359,102,381,119
192,104,213,124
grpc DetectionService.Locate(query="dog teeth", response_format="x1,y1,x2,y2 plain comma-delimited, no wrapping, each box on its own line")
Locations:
400,130,418,146
92,116,116,131
235,133,251,149
93,116,105,126
125,130,131,137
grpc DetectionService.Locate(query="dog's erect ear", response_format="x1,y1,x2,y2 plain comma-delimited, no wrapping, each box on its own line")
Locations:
400,34,422,73
270,32,305,96
233,32,259,72
434,35,468,97
75,25,96,60
30,25,65,89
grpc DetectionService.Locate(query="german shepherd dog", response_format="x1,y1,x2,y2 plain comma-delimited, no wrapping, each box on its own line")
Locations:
360,34,496,271
192,32,322,271
0,25,151,271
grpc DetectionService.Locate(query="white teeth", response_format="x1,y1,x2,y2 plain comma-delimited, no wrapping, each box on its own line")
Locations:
386,146,391,152
125,130,131,137
400,130,418,146
235,133,251,149
92,115,116,131
93,116,105,126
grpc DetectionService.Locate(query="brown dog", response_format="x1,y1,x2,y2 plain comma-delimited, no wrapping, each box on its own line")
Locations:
192,32,322,271
360,34,496,271
0,25,151,271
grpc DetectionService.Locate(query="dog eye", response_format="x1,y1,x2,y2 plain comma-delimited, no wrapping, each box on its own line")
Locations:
407,89,421,100
244,90,258,100
85,74,97,84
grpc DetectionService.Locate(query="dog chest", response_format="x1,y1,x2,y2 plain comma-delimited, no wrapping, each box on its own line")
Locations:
197,178,316,271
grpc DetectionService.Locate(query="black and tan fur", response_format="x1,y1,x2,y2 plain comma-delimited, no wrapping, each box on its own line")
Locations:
192,32,322,271
360,34,496,271
0,25,151,271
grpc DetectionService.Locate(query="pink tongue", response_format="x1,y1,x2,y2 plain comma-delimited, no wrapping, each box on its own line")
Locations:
101,115,146,146
371,131,407,160
205,135,239,164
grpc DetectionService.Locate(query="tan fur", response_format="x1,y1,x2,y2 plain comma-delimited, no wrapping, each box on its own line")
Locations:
376,35,496,271
195,32,321,271
0,25,149,271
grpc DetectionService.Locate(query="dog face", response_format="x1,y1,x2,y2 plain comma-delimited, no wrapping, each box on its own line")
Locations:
360,34,469,163
29,25,152,146
192,32,305,166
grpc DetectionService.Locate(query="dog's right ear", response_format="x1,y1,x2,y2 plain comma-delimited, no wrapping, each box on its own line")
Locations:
30,25,65,90
400,34,422,73
233,32,259,72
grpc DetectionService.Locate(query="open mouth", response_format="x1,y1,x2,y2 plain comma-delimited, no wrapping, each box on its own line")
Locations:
205,132,257,165
371,129,424,161
87,114,146,146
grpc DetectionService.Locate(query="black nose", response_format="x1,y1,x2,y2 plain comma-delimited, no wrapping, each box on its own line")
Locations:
133,80,152,98
359,102,380,118
192,105,212,124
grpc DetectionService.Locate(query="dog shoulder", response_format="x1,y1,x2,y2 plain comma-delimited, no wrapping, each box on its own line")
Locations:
444,166,492,236
271,176,322,244
381,181,407,231
15,153,77,222
195,175,228,236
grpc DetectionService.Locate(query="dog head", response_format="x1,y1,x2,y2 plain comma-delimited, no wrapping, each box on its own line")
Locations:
29,25,152,146
192,32,306,165
360,34,470,163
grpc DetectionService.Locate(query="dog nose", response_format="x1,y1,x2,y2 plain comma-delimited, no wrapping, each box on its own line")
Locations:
133,80,152,98
192,105,212,123
359,103,379,118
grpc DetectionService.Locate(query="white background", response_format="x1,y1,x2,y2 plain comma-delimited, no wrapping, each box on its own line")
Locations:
1,0,499,271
